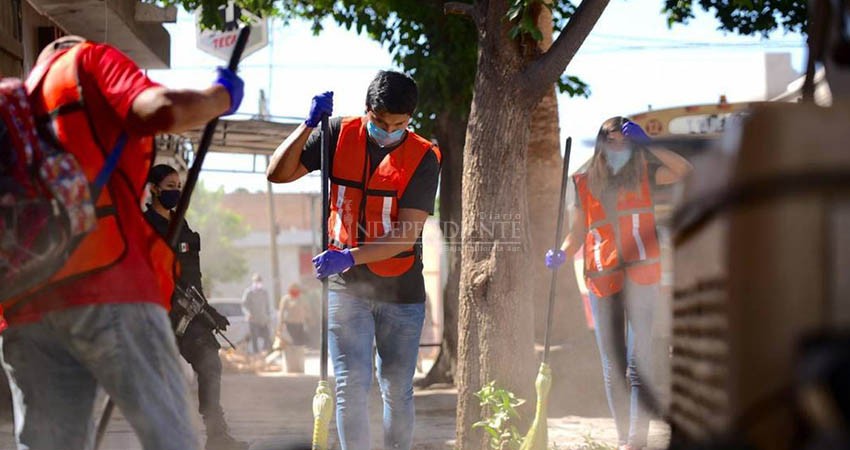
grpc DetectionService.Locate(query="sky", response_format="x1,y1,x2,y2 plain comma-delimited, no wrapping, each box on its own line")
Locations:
145,0,806,194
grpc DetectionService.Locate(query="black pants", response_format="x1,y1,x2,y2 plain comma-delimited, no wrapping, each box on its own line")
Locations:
177,325,225,431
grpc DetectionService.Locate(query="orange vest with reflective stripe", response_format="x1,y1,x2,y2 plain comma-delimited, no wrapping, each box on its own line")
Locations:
574,164,661,297
328,116,440,278
21,43,175,305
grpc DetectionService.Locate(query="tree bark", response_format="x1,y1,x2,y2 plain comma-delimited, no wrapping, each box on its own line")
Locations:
456,81,536,450
418,111,466,387
457,5,535,448
455,1,610,448
526,5,569,344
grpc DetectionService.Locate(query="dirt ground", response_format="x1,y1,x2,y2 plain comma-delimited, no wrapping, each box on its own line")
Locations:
0,351,670,450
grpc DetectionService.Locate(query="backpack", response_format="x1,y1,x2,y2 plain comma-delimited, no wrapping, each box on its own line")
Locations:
0,76,124,305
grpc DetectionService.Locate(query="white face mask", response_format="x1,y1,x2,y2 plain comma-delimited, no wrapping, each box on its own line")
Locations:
604,148,632,174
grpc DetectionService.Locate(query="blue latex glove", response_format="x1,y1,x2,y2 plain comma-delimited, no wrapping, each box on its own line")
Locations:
621,120,650,146
305,91,334,128
313,248,354,279
214,67,244,116
544,248,567,269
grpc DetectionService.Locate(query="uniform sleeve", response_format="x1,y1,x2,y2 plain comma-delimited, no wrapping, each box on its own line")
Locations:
79,44,160,121
300,116,342,172
398,150,440,214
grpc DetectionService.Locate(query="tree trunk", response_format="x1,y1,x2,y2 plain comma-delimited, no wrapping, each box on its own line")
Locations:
456,10,535,445
526,6,573,345
455,1,610,448
456,86,536,450
525,4,598,420
418,111,466,387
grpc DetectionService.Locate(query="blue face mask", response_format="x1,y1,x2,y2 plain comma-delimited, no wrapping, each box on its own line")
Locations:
158,189,181,210
604,148,632,174
367,121,406,148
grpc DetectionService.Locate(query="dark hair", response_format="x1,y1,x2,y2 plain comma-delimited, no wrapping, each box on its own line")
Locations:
148,164,177,186
365,70,418,115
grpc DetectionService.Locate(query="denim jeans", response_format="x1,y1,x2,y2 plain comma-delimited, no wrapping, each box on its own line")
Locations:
0,303,200,450
328,291,425,450
589,280,658,448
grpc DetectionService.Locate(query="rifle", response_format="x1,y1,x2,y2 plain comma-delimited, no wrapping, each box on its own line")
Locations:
173,284,237,350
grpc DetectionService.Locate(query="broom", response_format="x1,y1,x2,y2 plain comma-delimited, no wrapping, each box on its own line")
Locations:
520,137,572,450
94,25,251,450
311,115,333,450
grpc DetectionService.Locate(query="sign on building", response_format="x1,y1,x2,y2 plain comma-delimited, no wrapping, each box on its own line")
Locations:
196,2,268,62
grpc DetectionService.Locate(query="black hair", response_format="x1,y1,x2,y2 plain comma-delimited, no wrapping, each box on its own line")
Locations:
365,70,418,115
148,164,177,186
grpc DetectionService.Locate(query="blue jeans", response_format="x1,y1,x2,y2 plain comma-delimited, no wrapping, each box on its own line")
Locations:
589,280,658,448
328,291,425,450
0,303,200,450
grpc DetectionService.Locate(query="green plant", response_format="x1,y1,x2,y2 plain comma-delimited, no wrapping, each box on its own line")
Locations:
473,381,527,450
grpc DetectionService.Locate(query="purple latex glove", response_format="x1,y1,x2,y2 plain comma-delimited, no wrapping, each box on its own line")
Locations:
544,248,567,269
621,120,650,145
305,91,334,128
214,67,244,116
313,248,354,279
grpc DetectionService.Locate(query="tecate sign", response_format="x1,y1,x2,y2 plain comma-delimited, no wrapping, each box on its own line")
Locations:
196,2,268,62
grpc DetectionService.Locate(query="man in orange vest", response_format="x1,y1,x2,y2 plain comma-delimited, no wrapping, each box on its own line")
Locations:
267,71,440,450
0,36,243,450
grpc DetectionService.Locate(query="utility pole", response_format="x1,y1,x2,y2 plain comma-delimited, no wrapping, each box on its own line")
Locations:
260,90,282,306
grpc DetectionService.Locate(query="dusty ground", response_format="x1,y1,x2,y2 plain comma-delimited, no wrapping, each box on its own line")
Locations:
0,351,669,450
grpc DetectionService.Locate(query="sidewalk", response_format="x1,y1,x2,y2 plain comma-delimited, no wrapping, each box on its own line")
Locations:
0,351,669,449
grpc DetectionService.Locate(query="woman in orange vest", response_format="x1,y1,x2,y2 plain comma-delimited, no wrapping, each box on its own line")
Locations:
545,117,691,450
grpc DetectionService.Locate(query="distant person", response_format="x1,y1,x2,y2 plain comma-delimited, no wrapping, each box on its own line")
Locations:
277,283,310,373
0,36,243,450
545,117,691,450
144,164,246,450
242,274,272,354
267,70,441,450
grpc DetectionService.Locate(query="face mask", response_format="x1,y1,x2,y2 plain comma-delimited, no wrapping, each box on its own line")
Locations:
158,189,181,210
604,148,632,174
367,120,406,148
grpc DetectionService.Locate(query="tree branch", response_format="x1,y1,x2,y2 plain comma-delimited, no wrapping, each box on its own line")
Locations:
445,1,477,20
519,0,610,102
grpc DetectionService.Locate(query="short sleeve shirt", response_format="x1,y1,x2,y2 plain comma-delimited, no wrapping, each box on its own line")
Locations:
10,44,164,324
299,117,441,303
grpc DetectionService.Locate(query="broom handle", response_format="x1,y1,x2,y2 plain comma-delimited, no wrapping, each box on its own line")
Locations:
543,137,572,363
95,26,251,450
320,115,330,381
167,26,250,247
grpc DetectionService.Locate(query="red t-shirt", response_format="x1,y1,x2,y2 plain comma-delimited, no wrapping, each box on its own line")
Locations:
10,44,166,324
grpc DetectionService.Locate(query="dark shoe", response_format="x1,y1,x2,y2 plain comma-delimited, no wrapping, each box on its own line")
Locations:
206,431,249,450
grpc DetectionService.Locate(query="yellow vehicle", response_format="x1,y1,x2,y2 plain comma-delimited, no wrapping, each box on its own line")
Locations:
629,96,766,141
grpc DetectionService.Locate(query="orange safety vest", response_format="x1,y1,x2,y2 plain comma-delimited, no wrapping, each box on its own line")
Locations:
574,163,661,298
21,43,175,305
327,116,441,277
